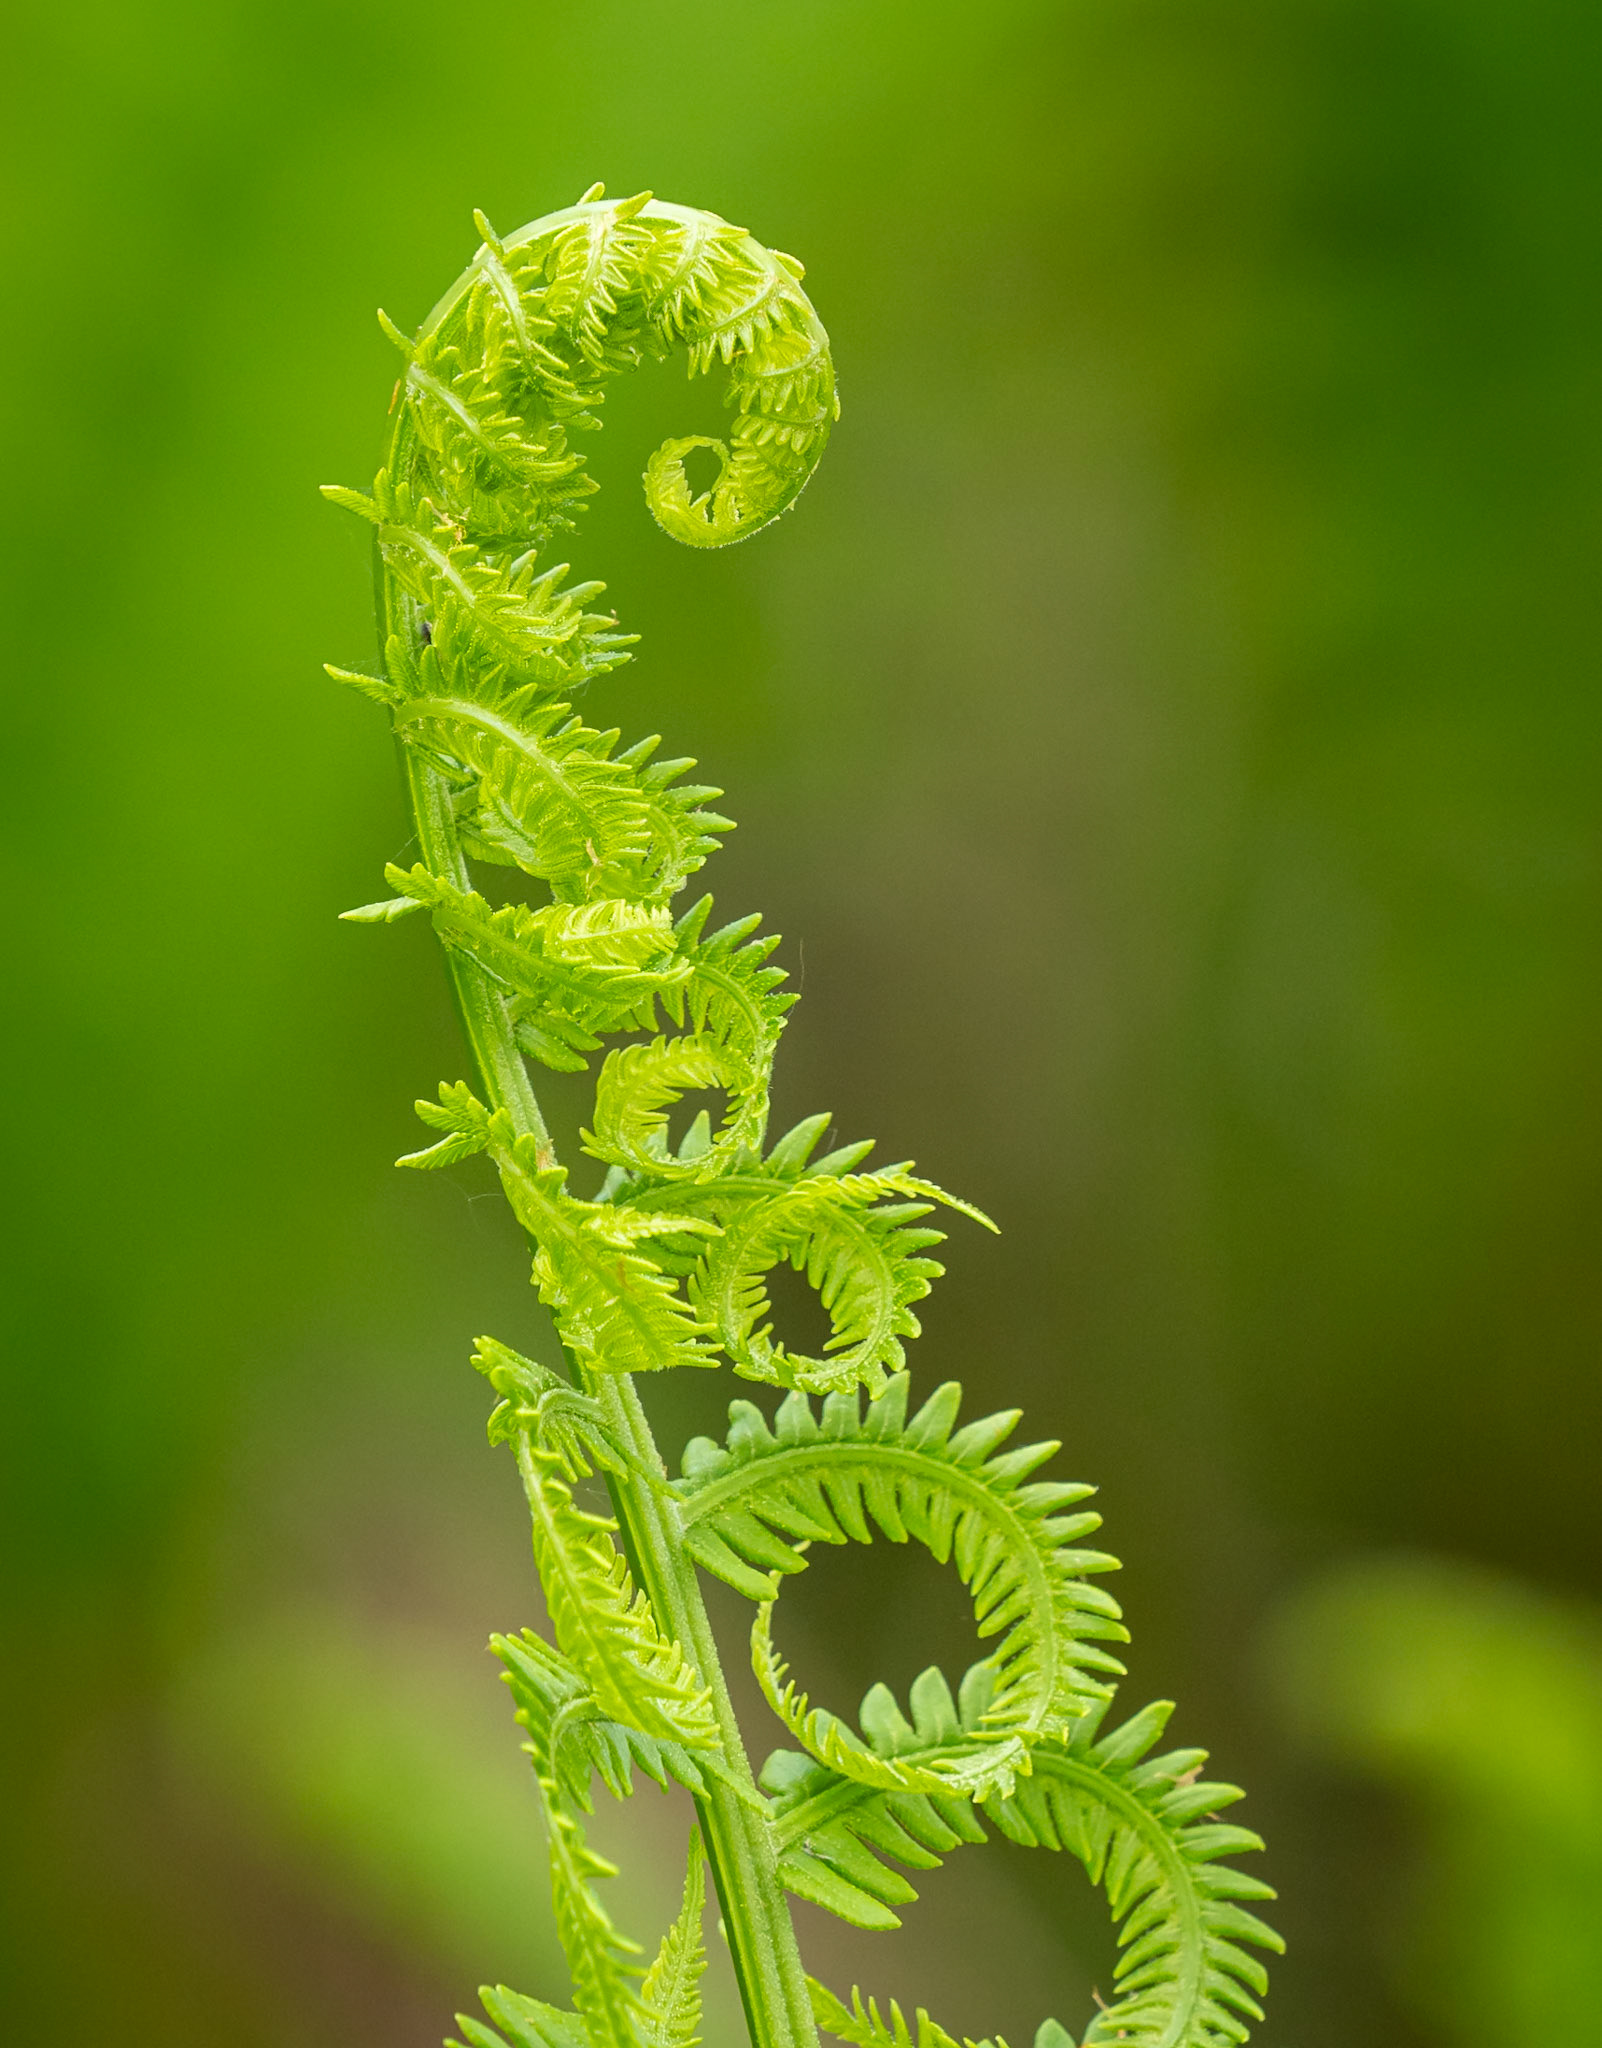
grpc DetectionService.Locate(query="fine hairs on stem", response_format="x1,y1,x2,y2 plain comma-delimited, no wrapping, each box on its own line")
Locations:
324,183,1280,2048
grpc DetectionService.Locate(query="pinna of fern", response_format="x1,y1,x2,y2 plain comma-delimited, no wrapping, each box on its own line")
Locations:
326,184,1278,2048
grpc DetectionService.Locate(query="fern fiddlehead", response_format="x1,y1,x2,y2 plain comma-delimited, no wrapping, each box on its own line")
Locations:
326,186,1279,2048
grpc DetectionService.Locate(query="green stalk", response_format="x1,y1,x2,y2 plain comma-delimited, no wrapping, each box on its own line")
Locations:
398,734,818,2048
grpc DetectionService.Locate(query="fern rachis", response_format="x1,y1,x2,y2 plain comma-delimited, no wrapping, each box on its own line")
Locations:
326,184,1278,2048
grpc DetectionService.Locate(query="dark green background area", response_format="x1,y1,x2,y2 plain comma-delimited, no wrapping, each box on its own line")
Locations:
4,4,1600,2044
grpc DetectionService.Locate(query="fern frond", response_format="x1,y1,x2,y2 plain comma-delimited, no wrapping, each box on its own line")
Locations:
728,315,836,447
467,212,598,394
685,1171,990,1398
341,469,632,692
377,614,734,907
490,1638,730,2048
449,1985,591,2048
325,660,401,707
399,257,589,526
386,865,685,1063
640,1830,707,2048
501,1147,720,1377
466,210,563,358
483,1610,654,2048
404,340,584,496
401,697,657,895
641,212,759,343
377,615,523,719
479,732,731,907
807,1981,994,2048
535,1700,649,2048
472,1336,638,1482
545,195,657,365
600,740,735,906
668,895,795,1069
584,1033,768,1185
594,1112,883,1275
338,893,424,924
402,1086,720,1373
332,191,1276,2048
792,1697,1279,2044
676,1376,1125,1737
495,1628,725,1810
985,1702,1282,2047
515,1442,718,1749
753,1619,1028,1806
757,1673,991,1930
395,1078,494,1169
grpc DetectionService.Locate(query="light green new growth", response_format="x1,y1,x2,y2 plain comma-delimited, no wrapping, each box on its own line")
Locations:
325,185,1280,2048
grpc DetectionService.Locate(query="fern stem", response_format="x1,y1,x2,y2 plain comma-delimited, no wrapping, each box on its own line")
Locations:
400,749,558,1161
592,1373,820,2048
399,736,818,2048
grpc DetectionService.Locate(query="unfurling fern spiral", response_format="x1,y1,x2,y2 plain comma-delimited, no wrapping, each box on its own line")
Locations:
325,185,1280,2048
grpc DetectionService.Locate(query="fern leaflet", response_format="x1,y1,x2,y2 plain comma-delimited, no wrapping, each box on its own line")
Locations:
640,1831,708,2048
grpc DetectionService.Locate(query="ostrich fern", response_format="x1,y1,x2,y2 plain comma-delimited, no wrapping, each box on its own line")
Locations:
325,185,1280,2048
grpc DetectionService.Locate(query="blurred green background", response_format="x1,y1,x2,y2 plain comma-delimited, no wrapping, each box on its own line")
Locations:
4,2,1600,2042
